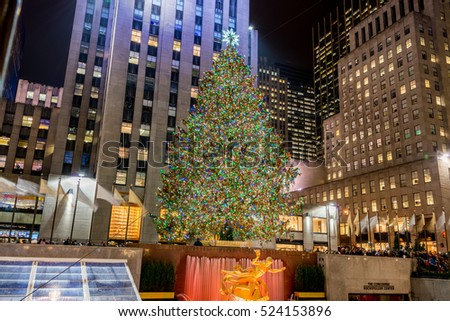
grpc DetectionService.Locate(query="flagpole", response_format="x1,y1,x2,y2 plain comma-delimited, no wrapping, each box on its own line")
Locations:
348,210,353,249
444,208,449,253
8,194,18,241
69,178,81,243
396,213,401,251
377,211,382,251
326,205,331,251
367,210,372,251
50,177,62,244
433,211,438,253
88,181,99,244
358,209,362,249
386,211,391,251
125,185,132,245
405,214,410,247
414,211,418,251
29,196,39,243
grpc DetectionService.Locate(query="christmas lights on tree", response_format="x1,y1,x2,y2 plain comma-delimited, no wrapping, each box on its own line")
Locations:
155,30,301,242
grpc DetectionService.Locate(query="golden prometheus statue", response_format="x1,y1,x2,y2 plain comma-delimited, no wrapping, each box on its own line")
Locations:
220,249,286,301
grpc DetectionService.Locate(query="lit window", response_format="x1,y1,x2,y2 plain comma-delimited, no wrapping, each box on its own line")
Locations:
118,147,129,159
414,193,421,207
377,153,383,163
400,85,406,95
14,158,25,170
0,155,6,168
431,54,436,63
0,136,10,146
18,140,28,148
129,51,139,64
402,195,409,208
426,191,434,205
386,150,392,161
140,124,150,137
193,45,201,56
406,39,412,48
115,170,127,185
131,29,141,43
173,40,181,52
32,159,43,172
121,122,132,134
410,80,416,90
22,116,33,127
191,87,198,98
391,196,398,210
371,200,377,212
148,36,158,47
412,171,419,185
420,37,425,46
425,79,430,88
74,83,84,96
135,171,146,187
84,130,93,143
423,169,431,183
396,44,402,54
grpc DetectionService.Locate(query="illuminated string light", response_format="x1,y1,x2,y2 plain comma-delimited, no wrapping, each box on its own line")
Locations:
154,42,302,242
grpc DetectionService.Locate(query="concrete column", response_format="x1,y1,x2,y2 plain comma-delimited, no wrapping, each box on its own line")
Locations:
303,212,313,251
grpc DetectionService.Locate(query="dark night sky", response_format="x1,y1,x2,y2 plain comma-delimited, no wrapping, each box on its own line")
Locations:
19,0,337,87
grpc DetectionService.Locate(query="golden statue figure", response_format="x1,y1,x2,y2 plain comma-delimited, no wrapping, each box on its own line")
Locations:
220,249,286,301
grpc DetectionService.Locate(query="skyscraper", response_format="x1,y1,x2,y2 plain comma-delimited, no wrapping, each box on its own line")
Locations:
274,64,316,162
257,62,289,141
313,0,388,156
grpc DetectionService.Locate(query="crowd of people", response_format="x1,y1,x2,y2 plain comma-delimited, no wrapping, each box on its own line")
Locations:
333,245,449,274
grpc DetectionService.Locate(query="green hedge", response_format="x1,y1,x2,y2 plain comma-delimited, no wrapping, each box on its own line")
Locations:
294,265,325,292
140,260,176,292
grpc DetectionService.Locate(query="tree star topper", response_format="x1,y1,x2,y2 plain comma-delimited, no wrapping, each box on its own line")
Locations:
223,29,239,47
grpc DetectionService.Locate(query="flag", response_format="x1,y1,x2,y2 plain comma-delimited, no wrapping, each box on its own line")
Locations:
0,177,17,193
353,213,360,236
360,214,369,233
389,215,397,227
17,177,41,197
369,216,378,230
39,178,55,195
347,214,353,236
129,188,146,212
426,212,436,233
409,213,416,231
417,214,425,231
96,184,122,205
77,188,93,208
437,211,446,230
398,216,406,234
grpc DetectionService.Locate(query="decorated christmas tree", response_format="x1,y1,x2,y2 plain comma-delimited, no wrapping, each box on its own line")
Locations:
155,30,300,242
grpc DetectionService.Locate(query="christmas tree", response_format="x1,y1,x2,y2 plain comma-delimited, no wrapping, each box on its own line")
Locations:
155,30,300,242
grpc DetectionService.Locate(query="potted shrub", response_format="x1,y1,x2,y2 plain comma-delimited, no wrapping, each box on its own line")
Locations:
139,259,176,300
293,264,325,300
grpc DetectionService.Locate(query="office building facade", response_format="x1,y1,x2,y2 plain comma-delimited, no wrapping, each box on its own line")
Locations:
274,64,317,162
296,0,450,251
21,0,258,243
313,0,389,156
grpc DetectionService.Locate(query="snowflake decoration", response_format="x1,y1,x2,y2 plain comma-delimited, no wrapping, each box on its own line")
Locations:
223,29,240,47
